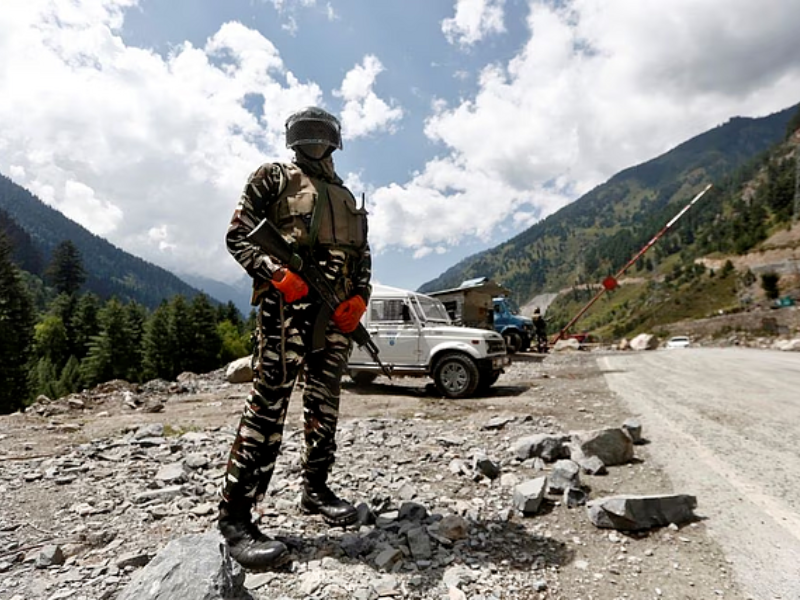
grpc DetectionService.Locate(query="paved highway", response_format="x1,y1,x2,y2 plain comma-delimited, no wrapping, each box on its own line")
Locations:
598,348,800,600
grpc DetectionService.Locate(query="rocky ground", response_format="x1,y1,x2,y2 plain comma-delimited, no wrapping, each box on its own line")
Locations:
0,351,746,600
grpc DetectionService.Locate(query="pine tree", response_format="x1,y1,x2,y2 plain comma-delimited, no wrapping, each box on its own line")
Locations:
0,233,35,413
189,293,222,374
80,298,133,386
142,301,172,380
29,357,60,401
50,292,78,359
58,355,83,396
71,293,100,361
216,301,243,330
45,240,86,295
168,295,193,377
123,301,147,381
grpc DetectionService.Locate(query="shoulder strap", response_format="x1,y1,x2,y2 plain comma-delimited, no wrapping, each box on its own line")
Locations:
308,178,328,248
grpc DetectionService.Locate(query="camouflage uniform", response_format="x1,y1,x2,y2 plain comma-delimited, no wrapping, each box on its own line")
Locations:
221,153,372,510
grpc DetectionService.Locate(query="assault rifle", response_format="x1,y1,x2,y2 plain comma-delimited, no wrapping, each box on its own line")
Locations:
247,218,392,380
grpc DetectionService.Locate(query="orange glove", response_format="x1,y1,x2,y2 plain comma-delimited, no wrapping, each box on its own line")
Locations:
332,295,367,333
272,269,309,303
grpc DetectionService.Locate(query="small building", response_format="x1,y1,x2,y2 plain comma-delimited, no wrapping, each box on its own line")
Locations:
427,277,510,329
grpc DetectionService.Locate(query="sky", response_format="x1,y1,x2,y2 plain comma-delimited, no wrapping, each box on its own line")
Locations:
2,0,800,294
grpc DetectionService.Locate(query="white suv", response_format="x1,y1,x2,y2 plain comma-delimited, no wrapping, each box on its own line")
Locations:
348,284,510,398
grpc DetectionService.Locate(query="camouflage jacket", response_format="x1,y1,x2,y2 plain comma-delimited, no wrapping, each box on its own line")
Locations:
226,155,372,306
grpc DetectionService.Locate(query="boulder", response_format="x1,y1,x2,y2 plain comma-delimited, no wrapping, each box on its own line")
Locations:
553,338,581,352
630,333,658,351
547,460,581,494
570,428,634,466
226,356,253,384
576,455,607,475
774,338,800,351
512,477,547,515
587,494,698,530
116,532,252,600
512,433,571,462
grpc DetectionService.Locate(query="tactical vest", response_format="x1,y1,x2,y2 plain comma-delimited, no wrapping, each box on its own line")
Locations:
267,163,367,254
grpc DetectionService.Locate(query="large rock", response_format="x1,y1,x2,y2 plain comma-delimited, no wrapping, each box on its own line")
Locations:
587,494,698,530
512,433,571,462
226,356,253,384
547,460,581,494
553,338,581,352
774,338,800,351
630,333,658,351
116,532,253,600
570,428,634,466
512,477,547,515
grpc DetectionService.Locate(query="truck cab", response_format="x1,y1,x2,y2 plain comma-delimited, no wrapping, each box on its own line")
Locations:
348,284,510,398
492,296,534,353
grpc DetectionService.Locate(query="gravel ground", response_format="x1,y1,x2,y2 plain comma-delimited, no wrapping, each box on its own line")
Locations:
0,350,744,600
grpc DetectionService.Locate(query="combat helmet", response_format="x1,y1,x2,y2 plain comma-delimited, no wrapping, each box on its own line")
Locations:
285,106,342,152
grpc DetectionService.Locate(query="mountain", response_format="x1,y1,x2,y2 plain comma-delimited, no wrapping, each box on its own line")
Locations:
419,103,800,305
0,174,206,309
0,205,44,275
177,271,253,316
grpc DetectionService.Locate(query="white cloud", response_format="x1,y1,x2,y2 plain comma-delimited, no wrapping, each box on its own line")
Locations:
370,0,800,257
147,225,177,252
2,0,800,290
282,16,299,36
442,0,506,46
335,56,404,140
263,0,332,33
0,1,323,282
265,0,316,11
324,3,337,20
61,180,124,237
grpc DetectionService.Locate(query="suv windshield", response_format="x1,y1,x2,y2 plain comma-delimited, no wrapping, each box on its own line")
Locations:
414,295,451,324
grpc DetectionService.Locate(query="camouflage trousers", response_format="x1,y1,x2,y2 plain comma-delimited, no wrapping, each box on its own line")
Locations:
220,291,352,508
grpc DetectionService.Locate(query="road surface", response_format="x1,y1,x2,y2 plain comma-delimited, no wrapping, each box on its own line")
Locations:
598,348,800,600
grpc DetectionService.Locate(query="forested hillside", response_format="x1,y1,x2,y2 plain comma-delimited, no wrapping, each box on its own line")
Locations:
0,174,204,309
419,103,800,305
0,206,43,275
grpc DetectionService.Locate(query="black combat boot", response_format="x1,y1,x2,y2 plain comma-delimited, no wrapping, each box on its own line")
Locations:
218,504,290,571
300,475,359,526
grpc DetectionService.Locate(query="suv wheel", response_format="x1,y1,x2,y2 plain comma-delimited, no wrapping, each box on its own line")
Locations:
433,352,480,399
350,371,377,386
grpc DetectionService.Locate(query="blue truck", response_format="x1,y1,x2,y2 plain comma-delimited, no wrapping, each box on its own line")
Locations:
491,295,534,353
427,278,535,354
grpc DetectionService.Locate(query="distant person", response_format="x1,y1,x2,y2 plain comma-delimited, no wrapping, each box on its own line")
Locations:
218,107,372,571
532,307,548,353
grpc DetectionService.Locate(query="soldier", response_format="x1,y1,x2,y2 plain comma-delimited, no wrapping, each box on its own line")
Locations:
532,308,548,353
219,107,372,571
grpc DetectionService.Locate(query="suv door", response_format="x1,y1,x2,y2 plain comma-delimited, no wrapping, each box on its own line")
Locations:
362,296,422,366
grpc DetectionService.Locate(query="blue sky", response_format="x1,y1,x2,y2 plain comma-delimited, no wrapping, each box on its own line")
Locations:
2,0,800,296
